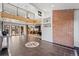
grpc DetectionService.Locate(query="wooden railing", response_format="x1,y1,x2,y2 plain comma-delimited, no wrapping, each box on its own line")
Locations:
0,3,41,24
2,3,35,19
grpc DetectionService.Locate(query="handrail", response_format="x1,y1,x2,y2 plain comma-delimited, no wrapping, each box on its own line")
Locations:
8,3,27,12
2,3,35,19
8,3,35,17
0,3,41,24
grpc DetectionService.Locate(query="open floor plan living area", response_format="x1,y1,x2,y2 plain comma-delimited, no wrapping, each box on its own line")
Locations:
0,3,79,56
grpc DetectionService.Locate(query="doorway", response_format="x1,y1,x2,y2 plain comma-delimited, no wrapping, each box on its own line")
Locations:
27,25,41,42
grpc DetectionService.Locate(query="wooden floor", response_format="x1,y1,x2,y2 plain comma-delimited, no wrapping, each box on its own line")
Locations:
8,35,75,56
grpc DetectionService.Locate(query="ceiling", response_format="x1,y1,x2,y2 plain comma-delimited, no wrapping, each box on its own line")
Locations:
32,3,79,18
12,3,79,11
32,3,79,11
12,3,79,18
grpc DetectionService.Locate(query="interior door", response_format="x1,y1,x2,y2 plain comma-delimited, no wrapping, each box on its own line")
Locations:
53,9,74,47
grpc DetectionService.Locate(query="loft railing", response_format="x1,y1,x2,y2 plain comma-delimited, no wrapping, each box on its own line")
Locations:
2,3,35,19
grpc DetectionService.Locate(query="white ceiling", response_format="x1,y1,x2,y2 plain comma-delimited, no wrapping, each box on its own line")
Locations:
32,3,79,11
12,3,79,11
12,3,79,18
32,3,79,18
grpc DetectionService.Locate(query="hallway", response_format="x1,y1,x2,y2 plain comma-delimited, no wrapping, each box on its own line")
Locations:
0,3,79,56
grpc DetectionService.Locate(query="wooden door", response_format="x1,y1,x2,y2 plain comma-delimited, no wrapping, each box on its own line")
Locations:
53,9,74,47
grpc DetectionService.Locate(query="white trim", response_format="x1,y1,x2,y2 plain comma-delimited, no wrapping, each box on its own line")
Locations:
74,50,78,56
8,48,11,56
74,10,79,47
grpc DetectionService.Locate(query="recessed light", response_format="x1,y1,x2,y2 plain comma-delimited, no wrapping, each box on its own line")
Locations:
43,9,47,11
51,5,55,8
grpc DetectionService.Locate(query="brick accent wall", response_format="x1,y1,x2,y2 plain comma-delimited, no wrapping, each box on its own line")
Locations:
53,9,74,47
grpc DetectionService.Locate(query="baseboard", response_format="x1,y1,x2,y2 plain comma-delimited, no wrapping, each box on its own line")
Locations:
53,43,74,49
74,47,79,50
43,40,78,50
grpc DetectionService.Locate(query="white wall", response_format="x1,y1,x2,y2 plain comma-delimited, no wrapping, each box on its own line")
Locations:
0,3,2,21
0,21,2,31
42,25,53,42
42,11,53,42
0,3,2,12
74,10,79,47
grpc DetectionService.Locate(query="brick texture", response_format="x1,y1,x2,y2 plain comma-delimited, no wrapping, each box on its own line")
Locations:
53,9,74,47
